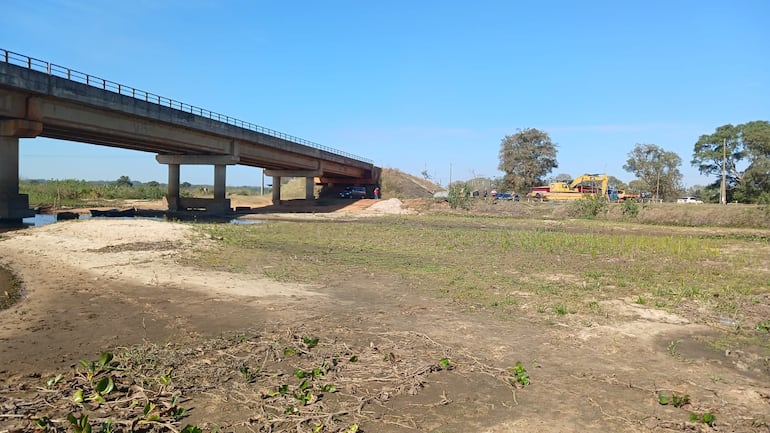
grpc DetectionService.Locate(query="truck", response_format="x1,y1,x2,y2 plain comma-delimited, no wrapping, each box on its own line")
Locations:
608,187,641,202
527,174,609,201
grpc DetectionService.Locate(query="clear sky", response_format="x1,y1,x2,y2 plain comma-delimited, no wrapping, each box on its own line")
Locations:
3,0,768,188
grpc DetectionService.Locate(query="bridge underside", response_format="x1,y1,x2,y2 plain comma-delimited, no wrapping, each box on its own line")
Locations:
0,61,379,222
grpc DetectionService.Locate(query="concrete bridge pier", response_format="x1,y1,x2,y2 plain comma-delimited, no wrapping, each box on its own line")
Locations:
271,176,282,205
264,169,320,205
156,154,239,215
0,120,43,224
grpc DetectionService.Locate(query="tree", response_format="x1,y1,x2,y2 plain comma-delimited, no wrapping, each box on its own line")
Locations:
553,173,573,182
691,120,770,203
115,175,133,188
607,175,628,191
498,128,558,193
737,121,770,202
691,124,744,195
623,144,683,200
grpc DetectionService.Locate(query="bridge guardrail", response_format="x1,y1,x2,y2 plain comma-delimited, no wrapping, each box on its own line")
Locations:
1,48,373,164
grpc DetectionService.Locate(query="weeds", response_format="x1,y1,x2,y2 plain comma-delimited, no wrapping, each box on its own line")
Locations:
658,393,690,407
667,340,682,359
755,320,770,332
0,327,510,432
508,362,530,386
690,412,716,426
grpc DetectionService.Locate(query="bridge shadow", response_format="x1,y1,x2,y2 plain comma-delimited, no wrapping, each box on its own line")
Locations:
238,198,368,214
129,198,372,223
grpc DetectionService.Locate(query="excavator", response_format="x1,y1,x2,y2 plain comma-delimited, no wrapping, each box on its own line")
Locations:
528,174,609,201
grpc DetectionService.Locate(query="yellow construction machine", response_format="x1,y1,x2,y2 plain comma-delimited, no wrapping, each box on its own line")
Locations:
528,174,609,201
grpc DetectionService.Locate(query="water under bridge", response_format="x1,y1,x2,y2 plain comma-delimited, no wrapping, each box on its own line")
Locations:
0,49,379,223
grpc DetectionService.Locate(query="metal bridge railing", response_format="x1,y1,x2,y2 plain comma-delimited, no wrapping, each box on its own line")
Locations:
1,48,373,164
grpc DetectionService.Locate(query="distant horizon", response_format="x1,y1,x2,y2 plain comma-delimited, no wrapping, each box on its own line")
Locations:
19,165,714,192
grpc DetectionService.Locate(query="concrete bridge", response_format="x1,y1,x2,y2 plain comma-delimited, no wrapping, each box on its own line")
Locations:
0,49,379,224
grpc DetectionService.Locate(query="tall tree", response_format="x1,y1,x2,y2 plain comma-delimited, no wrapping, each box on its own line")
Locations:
736,120,770,202
692,120,770,202
498,128,558,193
691,124,744,192
623,144,683,200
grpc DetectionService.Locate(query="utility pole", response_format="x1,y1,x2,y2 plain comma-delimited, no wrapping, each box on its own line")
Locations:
720,138,727,205
448,162,452,187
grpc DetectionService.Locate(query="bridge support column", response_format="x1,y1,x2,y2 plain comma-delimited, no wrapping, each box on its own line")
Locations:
0,119,43,225
156,154,238,215
264,169,323,205
305,177,315,200
0,136,33,224
272,176,281,205
166,163,181,212
214,164,226,199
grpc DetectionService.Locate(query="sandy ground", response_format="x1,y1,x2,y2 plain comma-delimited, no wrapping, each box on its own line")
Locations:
1,203,769,432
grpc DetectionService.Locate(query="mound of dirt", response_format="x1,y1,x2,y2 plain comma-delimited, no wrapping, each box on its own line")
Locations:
380,167,444,199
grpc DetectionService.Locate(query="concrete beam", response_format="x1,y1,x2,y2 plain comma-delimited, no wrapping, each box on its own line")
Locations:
156,154,239,165
318,177,377,185
0,119,43,137
264,169,322,178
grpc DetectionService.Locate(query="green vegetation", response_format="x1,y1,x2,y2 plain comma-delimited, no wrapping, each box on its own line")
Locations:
690,412,716,426
620,198,640,218
190,214,770,328
18,177,267,208
567,194,608,219
509,361,530,386
447,182,473,210
20,178,166,207
658,393,690,407
26,351,199,433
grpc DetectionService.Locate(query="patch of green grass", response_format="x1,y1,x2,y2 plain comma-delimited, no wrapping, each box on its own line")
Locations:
553,305,568,315
188,214,770,325
586,301,603,315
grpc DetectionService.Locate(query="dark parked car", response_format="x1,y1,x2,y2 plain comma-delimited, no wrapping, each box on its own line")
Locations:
339,186,367,199
495,192,520,201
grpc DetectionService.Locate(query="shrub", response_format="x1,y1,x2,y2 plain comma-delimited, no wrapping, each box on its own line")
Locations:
447,183,473,210
621,199,640,218
567,194,607,219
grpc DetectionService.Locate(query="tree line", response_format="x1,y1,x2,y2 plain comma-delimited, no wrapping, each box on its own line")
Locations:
496,120,770,203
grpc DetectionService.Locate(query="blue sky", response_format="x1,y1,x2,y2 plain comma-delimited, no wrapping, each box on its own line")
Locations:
3,0,768,188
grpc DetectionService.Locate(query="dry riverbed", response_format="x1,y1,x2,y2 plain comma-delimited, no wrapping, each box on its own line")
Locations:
1,203,769,432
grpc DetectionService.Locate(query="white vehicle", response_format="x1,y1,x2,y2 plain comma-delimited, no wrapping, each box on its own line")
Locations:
677,196,703,204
